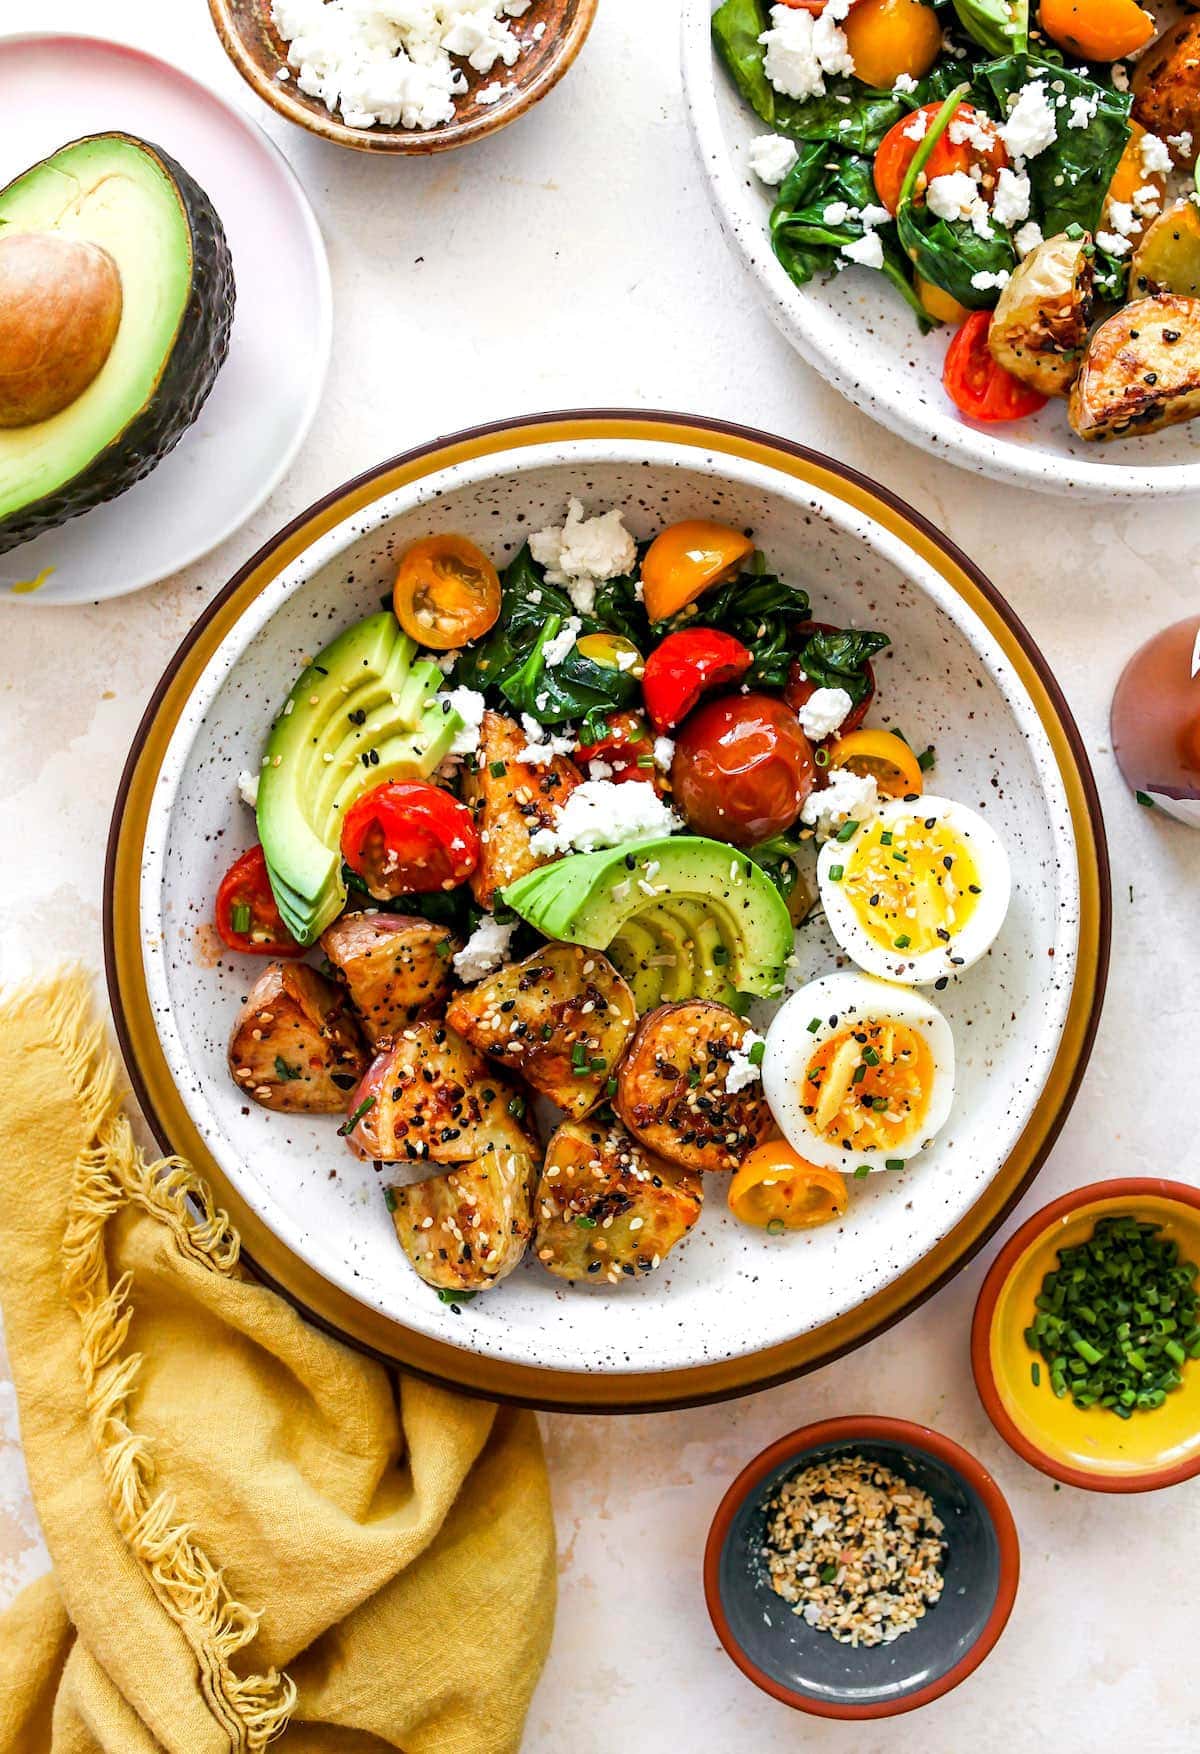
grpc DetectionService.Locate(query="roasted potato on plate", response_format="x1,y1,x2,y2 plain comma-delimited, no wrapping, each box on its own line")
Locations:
344,1020,533,1163
1069,294,1200,440
321,912,458,1044
988,233,1094,396
447,943,637,1119
533,1118,703,1285
1133,19,1200,166
462,709,582,908
229,962,367,1113
614,1000,772,1174
388,1144,537,1293
1132,200,1200,299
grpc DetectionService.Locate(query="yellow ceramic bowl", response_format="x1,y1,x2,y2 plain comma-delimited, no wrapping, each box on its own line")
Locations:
973,1180,1200,1492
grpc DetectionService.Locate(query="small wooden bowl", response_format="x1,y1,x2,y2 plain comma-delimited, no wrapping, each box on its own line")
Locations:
207,0,598,154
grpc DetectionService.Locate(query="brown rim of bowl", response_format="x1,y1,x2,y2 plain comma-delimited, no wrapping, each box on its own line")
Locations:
972,1177,1200,1493
206,0,599,155
102,408,1111,1413
703,1415,1021,1720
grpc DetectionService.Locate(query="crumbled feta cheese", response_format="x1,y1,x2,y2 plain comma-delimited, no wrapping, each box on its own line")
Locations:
652,735,675,772
1132,183,1163,219
859,203,891,230
1140,132,1173,177
892,72,918,95
476,81,504,105
453,915,517,983
434,648,461,675
270,0,543,131
758,1,853,102
926,171,983,223
588,758,614,781
749,133,799,186
443,685,487,756
970,269,1010,291
903,108,928,143
1105,199,1138,240
516,713,576,764
1013,219,1044,257
1168,131,1194,162
999,81,1057,161
823,201,851,226
991,167,1031,229
949,114,997,155
795,686,852,741
1067,92,1099,130
529,498,637,614
800,768,879,840
1111,61,1130,94
1096,229,1132,258
528,780,682,857
237,770,260,809
841,231,884,269
725,1031,766,1095
542,617,581,667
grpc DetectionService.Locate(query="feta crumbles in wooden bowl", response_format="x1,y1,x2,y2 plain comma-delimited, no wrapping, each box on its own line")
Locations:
208,0,598,153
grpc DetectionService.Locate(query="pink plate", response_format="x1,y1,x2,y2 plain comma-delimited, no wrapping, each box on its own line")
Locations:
0,34,331,605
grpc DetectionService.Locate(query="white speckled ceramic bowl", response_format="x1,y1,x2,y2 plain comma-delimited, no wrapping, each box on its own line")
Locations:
106,412,1109,1410
680,1,1200,500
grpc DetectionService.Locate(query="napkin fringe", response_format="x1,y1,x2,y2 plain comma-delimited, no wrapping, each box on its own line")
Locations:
7,970,298,1750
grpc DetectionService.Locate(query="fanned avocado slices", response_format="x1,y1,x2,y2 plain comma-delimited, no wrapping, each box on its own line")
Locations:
0,132,234,554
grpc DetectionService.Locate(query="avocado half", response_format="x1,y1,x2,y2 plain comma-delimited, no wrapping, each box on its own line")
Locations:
0,133,235,554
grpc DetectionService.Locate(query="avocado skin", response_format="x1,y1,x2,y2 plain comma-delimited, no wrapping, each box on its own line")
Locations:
0,135,235,555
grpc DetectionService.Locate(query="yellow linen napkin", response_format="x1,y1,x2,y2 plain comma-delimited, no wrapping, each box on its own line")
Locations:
0,972,555,1753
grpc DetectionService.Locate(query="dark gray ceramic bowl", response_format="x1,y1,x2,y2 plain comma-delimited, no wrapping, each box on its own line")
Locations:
704,1417,1020,1720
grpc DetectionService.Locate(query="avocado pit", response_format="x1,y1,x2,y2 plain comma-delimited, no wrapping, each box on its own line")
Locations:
0,232,123,428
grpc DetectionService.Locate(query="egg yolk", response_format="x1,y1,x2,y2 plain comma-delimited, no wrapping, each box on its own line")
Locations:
840,815,981,958
804,1019,933,1152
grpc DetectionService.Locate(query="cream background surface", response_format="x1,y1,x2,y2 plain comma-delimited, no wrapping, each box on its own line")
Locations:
2,2,1199,1749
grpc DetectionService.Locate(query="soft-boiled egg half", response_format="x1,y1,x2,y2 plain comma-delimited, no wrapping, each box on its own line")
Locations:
763,971,955,1175
817,795,1011,985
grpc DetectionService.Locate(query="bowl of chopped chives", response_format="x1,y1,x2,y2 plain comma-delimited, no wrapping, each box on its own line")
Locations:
703,1417,1019,1720
973,1180,1200,1493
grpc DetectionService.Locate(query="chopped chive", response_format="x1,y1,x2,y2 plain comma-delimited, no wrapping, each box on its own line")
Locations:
575,1215,597,1229
435,938,452,960
828,864,844,882
713,944,729,965
1031,1361,1041,1387
766,1217,786,1236
1135,791,1155,807
807,1017,821,1033
918,745,936,772
384,1187,397,1211
231,904,252,935
884,1158,904,1172
508,1096,526,1120
604,1076,617,1098
894,934,911,949
490,760,507,777
749,1040,766,1066
273,1056,301,1081
814,746,831,768
880,831,893,847
338,1095,375,1136
854,1165,870,1179
835,818,859,843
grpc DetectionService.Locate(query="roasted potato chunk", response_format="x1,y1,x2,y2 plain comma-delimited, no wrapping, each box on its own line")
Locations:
1131,199,1200,299
461,709,582,908
321,912,459,1043
229,962,367,1114
988,233,1094,396
447,943,637,1120
1133,19,1200,167
614,1000,772,1174
388,1145,537,1293
1068,295,1200,440
533,1118,703,1285
344,1020,533,1163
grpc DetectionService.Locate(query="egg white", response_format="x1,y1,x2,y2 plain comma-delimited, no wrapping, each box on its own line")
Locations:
762,971,956,1175
817,795,1011,986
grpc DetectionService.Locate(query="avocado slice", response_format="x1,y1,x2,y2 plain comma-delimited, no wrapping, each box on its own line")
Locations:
0,133,234,554
256,613,466,945
504,835,794,1000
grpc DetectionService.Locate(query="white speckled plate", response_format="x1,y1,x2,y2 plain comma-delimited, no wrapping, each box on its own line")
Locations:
680,1,1200,500
106,413,1109,1409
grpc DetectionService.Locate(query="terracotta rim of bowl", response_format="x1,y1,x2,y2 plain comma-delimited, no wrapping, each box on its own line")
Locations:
972,1177,1200,1493
103,409,1111,1412
206,0,599,155
703,1415,1020,1719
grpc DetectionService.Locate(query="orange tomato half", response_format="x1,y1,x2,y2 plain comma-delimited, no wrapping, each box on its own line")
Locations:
729,1142,849,1231
873,102,1008,216
826,728,925,798
393,534,501,650
844,0,942,90
640,520,754,623
1039,0,1154,63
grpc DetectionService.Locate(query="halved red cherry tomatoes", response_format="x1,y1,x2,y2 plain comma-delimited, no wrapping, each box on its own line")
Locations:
943,310,1049,423
641,629,752,735
671,694,816,845
340,781,479,900
215,844,304,957
575,708,667,794
784,621,876,736
873,101,1008,215
392,534,501,651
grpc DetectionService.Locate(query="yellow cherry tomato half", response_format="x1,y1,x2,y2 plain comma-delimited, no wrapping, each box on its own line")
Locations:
845,0,943,90
729,1143,849,1232
393,534,501,651
915,274,971,327
1039,0,1154,63
576,631,645,677
640,520,755,624
826,728,924,799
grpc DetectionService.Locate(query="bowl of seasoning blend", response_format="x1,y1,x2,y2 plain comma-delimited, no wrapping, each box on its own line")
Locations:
704,1417,1019,1720
973,1179,1200,1493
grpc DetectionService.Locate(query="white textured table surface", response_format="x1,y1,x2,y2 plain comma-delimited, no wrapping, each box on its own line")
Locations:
2,3,1199,1749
